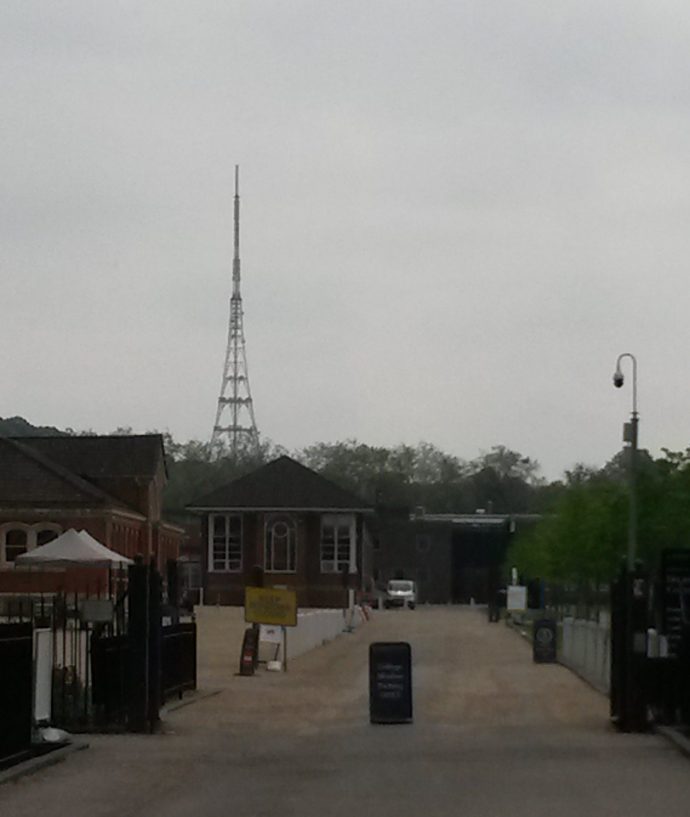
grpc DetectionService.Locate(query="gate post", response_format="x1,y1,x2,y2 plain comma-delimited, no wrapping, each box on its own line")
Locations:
0,623,33,765
148,561,162,731
127,560,149,732
611,564,649,731
166,559,180,625
127,560,163,732
679,623,690,726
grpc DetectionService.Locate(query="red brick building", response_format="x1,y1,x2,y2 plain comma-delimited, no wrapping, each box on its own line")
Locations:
188,456,373,608
0,434,183,593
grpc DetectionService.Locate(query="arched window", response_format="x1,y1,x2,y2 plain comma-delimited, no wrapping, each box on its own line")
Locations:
4,528,28,564
265,516,296,573
36,527,61,547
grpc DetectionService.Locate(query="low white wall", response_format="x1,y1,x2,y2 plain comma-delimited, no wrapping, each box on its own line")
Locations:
194,604,369,677
34,628,53,723
263,607,367,663
286,609,348,659
560,617,610,694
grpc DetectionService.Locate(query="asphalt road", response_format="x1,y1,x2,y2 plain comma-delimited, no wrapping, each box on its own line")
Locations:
2,606,690,816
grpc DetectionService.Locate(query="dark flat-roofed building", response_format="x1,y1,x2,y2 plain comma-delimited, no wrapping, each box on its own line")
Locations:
372,509,541,604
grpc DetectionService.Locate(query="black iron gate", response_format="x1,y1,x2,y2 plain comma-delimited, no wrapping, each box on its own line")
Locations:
611,552,690,731
1,560,197,738
91,633,129,727
658,549,690,724
660,549,690,656
162,623,197,701
0,623,33,767
90,562,197,730
610,566,649,731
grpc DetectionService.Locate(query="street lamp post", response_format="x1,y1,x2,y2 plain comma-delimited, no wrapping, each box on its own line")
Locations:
612,352,641,731
613,353,638,571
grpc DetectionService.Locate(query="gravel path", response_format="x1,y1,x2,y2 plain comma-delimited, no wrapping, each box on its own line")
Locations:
2,606,689,817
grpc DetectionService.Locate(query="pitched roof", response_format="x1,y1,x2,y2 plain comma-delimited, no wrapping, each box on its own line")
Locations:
188,456,371,511
9,434,166,479
0,437,129,509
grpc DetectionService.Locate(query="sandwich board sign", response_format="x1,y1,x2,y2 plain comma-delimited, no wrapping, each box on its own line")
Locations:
369,642,413,724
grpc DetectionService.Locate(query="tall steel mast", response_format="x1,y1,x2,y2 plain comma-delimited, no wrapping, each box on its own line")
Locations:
211,165,259,456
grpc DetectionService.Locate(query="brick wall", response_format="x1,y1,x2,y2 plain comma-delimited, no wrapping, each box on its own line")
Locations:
202,510,362,609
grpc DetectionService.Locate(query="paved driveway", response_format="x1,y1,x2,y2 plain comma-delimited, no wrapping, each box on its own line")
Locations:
2,606,689,816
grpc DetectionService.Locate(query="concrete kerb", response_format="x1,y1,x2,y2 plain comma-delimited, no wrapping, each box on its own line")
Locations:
1,689,220,786
0,740,89,787
655,725,690,759
161,688,223,714
557,654,609,696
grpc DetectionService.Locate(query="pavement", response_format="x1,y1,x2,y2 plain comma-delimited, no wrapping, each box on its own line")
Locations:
2,606,690,816
0,741,89,786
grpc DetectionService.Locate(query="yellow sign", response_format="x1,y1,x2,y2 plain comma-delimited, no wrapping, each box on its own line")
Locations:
244,586,298,627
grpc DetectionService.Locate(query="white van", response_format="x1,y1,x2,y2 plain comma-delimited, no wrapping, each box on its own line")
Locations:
384,579,417,609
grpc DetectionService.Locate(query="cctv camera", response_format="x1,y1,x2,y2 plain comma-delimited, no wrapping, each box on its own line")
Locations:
613,372,624,388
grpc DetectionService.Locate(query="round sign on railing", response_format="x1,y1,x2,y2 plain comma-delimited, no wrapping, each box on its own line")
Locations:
533,619,557,663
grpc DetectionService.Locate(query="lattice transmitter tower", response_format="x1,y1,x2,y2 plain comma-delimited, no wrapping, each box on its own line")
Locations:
211,166,259,456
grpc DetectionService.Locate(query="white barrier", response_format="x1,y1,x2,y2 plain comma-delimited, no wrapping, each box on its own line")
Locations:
195,604,369,674
34,628,53,724
285,609,346,659
560,617,610,694
261,607,368,663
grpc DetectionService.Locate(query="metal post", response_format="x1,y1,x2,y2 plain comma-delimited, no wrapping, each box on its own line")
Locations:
615,352,638,571
282,625,288,672
628,411,639,572
613,353,642,730
127,561,149,732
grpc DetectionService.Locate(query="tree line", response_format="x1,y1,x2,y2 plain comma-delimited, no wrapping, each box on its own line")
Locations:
509,448,690,585
6,414,689,581
161,437,551,520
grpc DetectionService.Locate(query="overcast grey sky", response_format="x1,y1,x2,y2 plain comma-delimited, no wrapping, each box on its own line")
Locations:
2,1,690,479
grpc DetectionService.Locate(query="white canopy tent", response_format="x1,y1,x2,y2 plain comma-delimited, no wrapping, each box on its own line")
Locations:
15,528,133,567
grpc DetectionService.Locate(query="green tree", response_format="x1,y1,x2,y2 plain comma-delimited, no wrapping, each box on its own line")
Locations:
510,447,690,586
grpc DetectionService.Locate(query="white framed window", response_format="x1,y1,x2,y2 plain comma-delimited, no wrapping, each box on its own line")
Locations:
264,515,296,573
320,515,354,573
0,523,63,568
209,514,242,572
3,528,28,565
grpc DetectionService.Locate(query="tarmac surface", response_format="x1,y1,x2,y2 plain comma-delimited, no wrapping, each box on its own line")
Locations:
2,606,690,816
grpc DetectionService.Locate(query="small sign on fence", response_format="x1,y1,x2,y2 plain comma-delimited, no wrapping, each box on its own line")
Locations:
507,586,527,612
79,598,114,624
533,619,557,663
